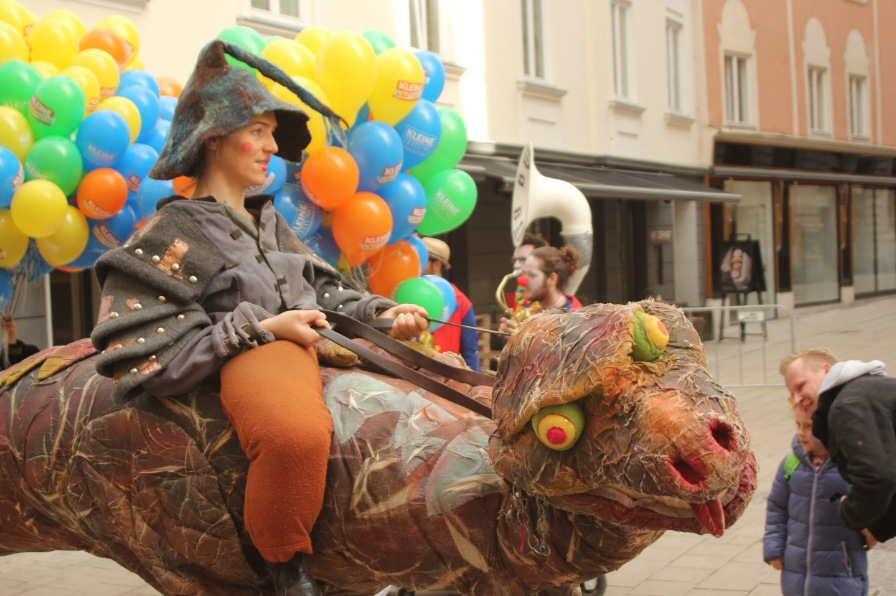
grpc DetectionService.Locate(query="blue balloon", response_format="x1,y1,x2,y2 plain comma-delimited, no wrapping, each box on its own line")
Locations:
118,69,160,97
424,274,457,323
137,177,175,219
305,227,341,268
76,110,131,171
66,233,107,270
352,103,370,130
378,173,427,244
285,159,303,186
0,268,12,309
159,95,177,121
113,143,159,196
0,146,22,208
68,207,138,269
246,154,286,196
274,184,322,242
117,85,161,142
414,50,445,103
11,240,53,281
348,121,403,192
406,234,428,275
142,119,170,154
393,99,441,170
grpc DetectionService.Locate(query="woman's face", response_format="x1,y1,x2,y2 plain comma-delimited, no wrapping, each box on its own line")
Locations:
206,112,278,188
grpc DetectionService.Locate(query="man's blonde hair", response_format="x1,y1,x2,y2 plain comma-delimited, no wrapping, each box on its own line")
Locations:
779,348,840,377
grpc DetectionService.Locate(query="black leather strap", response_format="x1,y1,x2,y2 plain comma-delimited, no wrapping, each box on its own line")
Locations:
321,311,495,388
316,324,492,419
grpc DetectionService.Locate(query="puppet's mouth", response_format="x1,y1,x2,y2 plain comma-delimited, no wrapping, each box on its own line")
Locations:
552,453,756,536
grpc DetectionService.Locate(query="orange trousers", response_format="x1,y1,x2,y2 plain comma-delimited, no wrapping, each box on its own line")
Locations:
220,341,332,563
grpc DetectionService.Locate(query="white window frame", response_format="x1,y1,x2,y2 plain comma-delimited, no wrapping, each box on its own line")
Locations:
724,53,751,125
241,0,307,31
611,1,631,99
807,66,826,132
520,0,546,80
666,19,682,113
849,74,867,139
409,0,441,54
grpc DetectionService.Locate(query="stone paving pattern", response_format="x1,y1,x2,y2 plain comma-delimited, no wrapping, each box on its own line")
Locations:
0,298,894,596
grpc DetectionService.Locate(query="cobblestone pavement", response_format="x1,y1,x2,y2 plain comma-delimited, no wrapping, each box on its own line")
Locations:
0,297,895,596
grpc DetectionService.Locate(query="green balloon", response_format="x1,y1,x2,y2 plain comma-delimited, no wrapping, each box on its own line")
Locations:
409,107,468,183
217,26,267,75
24,136,84,196
417,169,477,235
394,277,444,321
26,75,86,141
361,29,397,55
0,61,42,118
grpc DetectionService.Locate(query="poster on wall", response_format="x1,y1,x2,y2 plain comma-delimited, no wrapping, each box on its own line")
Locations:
718,240,766,294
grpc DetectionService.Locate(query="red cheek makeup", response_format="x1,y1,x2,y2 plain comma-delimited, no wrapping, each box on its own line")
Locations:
241,142,254,152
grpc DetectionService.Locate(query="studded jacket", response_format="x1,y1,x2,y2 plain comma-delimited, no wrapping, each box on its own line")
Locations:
90,194,395,402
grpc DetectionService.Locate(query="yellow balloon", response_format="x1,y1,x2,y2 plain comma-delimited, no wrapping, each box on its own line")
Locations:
0,0,27,36
272,76,330,155
69,49,119,99
0,105,33,161
10,179,67,238
61,65,101,114
295,26,332,56
44,9,87,40
0,207,28,270
27,17,79,70
30,60,59,79
368,48,424,126
93,15,139,67
97,96,140,143
0,19,26,63
36,205,88,266
125,54,144,71
313,31,377,127
258,39,314,89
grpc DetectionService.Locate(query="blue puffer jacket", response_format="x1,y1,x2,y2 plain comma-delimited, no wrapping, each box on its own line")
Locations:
763,435,868,596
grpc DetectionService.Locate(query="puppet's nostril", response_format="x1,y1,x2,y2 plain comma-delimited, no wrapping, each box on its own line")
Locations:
670,458,707,486
710,421,738,453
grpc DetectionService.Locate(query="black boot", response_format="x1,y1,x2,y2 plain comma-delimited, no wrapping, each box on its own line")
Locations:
266,553,322,596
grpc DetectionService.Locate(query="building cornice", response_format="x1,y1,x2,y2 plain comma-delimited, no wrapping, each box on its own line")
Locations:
714,127,896,157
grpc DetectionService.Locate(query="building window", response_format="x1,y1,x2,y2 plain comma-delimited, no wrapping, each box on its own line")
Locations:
850,75,866,137
666,21,681,111
521,0,544,78
250,0,300,19
409,0,439,54
808,67,825,131
724,54,749,124
611,2,629,97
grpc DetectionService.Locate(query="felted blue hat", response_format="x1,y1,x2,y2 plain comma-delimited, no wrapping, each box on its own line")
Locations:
148,40,345,181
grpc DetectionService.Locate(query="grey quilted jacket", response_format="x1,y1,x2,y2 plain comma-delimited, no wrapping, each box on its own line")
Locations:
90,194,394,401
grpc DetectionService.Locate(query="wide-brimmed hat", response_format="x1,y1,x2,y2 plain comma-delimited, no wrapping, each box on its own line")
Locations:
148,40,345,181
421,237,451,269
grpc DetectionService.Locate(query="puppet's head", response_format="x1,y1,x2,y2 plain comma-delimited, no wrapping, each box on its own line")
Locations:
490,301,756,537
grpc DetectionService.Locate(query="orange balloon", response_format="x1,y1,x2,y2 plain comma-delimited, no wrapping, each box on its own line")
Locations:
366,240,420,297
79,28,128,72
173,176,194,199
156,75,182,98
301,147,359,211
76,168,127,219
332,191,393,265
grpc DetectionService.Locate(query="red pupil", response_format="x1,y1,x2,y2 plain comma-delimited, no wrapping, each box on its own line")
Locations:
546,427,567,445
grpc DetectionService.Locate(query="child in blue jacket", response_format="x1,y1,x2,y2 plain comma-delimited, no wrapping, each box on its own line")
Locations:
763,406,869,596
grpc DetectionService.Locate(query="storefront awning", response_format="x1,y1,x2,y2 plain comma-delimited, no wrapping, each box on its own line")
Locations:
457,155,741,202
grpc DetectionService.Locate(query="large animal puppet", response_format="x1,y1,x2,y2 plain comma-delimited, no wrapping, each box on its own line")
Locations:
0,300,756,596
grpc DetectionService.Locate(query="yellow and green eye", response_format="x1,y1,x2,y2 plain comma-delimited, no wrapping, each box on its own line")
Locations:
631,311,670,362
531,402,585,451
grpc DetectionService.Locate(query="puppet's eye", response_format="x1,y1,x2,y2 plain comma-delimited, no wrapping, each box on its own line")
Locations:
631,312,670,362
531,402,585,451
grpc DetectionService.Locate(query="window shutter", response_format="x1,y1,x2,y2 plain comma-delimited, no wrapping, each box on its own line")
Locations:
280,0,299,17
251,0,271,10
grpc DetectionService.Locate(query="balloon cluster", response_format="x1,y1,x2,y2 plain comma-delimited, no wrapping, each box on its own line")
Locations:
0,1,181,274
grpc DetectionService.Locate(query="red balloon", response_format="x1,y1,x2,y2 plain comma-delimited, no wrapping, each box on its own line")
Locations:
332,191,392,265
77,168,128,219
79,29,129,72
366,240,420,297
301,147,359,211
